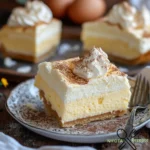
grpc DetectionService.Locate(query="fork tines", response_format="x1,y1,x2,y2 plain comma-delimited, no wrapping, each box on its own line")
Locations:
129,74,150,107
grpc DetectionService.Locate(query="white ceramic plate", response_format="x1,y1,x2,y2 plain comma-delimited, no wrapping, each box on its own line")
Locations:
6,79,150,143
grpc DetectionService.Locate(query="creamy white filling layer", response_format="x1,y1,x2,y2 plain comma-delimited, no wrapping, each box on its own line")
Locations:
36,21,62,45
44,87,129,123
82,22,150,55
4,34,58,57
3,21,61,57
6,23,61,44
37,62,131,103
8,34,34,41
36,74,130,123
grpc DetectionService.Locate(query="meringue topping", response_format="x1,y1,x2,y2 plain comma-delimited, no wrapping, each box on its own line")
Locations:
7,0,52,27
73,47,110,79
106,2,150,30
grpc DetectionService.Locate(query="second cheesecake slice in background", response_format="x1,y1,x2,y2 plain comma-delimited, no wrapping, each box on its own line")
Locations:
0,0,62,63
81,2,150,65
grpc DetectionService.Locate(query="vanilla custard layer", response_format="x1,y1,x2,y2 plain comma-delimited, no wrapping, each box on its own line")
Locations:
1,34,60,57
35,75,130,123
0,19,61,57
36,34,60,57
83,37,141,59
81,21,150,60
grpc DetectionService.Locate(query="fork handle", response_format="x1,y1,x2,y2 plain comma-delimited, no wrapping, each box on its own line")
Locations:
121,126,136,150
119,125,136,150
118,107,138,150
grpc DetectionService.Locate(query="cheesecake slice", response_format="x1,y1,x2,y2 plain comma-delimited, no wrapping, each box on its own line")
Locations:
0,1,62,63
81,2,150,65
35,47,131,127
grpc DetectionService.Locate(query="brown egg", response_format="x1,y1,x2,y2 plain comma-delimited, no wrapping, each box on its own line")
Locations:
46,0,75,18
68,0,106,24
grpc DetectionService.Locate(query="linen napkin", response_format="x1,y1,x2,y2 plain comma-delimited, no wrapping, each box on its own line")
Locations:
0,132,95,150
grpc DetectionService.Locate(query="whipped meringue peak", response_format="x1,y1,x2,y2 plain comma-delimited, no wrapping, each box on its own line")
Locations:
106,2,150,30
73,47,110,79
7,0,53,27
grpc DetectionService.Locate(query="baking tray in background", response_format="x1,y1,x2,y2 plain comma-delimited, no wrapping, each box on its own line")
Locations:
0,39,149,82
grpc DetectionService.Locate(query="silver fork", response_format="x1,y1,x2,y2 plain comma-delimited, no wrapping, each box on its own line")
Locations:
118,74,150,150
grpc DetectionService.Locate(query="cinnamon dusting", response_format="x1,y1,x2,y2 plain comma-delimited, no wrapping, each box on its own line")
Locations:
105,21,123,30
107,64,125,76
53,57,126,85
2,18,57,32
53,59,89,85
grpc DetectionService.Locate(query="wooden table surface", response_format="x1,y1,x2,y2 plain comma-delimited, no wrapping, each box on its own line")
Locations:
0,83,150,150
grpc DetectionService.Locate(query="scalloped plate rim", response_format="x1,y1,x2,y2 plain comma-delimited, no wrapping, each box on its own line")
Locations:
5,78,150,143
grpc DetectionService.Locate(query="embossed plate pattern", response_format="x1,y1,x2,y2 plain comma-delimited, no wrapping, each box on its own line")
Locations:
6,79,150,143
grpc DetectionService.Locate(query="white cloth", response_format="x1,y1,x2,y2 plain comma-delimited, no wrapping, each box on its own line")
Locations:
0,132,95,150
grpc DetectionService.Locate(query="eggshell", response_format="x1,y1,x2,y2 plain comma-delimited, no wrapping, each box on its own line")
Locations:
68,0,106,24
46,0,75,18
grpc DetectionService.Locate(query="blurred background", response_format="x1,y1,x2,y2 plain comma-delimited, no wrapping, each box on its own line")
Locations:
0,0,126,39
0,0,150,39
0,0,150,81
